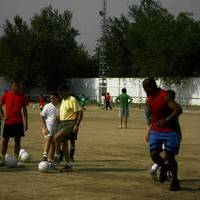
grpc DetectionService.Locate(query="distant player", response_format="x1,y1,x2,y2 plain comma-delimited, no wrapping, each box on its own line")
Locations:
79,94,88,111
105,93,112,110
38,94,46,111
116,88,132,128
143,78,182,191
40,92,59,167
54,84,83,172
0,79,28,166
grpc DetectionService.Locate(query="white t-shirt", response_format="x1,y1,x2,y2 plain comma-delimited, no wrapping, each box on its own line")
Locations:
40,103,59,127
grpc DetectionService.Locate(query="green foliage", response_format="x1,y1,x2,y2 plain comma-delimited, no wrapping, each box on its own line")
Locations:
96,0,200,85
0,5,96,92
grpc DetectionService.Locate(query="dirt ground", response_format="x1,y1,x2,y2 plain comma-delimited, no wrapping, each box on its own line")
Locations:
0,105,200,200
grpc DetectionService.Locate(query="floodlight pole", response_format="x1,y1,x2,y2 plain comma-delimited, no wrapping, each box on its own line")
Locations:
99,0,108,103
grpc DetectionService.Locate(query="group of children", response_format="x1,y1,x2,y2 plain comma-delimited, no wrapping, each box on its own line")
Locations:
40,84,83,171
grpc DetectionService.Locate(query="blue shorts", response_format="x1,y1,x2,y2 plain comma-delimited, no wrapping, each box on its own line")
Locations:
149,130,181,154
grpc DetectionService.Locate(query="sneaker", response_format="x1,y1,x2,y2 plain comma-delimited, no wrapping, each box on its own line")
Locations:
169,179,180,191
60,164,73,172
150,163,159,180
48,161,57,170
42,156,48,161
159,164,168,183
17,161,25,167
54,156,60,164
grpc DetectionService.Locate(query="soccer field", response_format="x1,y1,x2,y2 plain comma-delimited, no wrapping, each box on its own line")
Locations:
0,105,200,200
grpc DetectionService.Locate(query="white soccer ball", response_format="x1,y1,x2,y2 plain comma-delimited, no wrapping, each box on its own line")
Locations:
38,161,49,173
5,155,18,168
32,105,36,109
20,151,31,162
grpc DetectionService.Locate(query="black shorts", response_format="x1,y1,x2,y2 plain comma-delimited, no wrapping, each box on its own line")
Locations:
3,123,24,138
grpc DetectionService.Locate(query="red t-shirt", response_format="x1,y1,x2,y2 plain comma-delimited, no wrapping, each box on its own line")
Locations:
1,91,28,125
148,88,174,132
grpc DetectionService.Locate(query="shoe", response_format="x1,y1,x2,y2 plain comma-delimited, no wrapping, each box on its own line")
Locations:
60,164,73,172
150,166,158,181
48,161,57,170
159,164,168,183
17,161,25,167
169,179,180,191
42,156,48,161
54,156,60,164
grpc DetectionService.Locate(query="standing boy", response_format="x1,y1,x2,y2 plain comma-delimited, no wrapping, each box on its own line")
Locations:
40,92,59,164
54,84,83,171
0,79,28,165
116,88,132,128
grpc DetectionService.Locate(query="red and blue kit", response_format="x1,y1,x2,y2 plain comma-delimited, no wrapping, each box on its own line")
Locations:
148,88,173,132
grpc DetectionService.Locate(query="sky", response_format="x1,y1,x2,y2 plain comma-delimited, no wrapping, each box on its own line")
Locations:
0,0,200,54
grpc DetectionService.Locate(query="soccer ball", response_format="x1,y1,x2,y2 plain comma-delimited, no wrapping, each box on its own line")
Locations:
5,155,18,168
20,151,31,162
38,161,49,173
32,105,36,109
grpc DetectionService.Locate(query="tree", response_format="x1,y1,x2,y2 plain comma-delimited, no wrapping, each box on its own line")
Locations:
97,0,200,85
0,5,95,91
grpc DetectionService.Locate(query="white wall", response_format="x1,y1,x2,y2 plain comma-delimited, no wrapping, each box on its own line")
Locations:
70,77,200,105
0,77,9,95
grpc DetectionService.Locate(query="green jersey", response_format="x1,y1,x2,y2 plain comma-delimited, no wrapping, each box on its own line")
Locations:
116,93,132,109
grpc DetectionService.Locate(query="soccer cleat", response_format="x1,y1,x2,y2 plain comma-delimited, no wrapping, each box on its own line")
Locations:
150,163,159,180
169,179,180,191
60,164,73,172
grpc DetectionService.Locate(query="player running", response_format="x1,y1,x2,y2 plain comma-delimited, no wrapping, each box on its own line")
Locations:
143,78,182,191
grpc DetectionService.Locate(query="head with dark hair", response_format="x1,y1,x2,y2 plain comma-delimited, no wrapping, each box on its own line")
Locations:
49,91,59,105
167,89,176,100
142,78,158,96
10,78,20,92
58,83,71,99
122,88,127,93
49,91,59,98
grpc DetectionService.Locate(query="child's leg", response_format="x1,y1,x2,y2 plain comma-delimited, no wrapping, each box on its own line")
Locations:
42,136,53,160
70,139,75,161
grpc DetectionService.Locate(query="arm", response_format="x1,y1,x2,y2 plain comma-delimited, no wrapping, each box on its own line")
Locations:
158,96,183,128
40,115,49,136
0,94,6,120
22,106,28,131
73,110,83,134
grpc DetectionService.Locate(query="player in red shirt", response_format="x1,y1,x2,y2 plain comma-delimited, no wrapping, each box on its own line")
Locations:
143,78,182,191
0,79,28,166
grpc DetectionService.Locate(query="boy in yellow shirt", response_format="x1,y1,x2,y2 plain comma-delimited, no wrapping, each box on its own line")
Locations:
54,84,83,172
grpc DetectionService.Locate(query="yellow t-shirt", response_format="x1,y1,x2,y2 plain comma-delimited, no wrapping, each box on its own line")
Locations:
60,96,82,121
